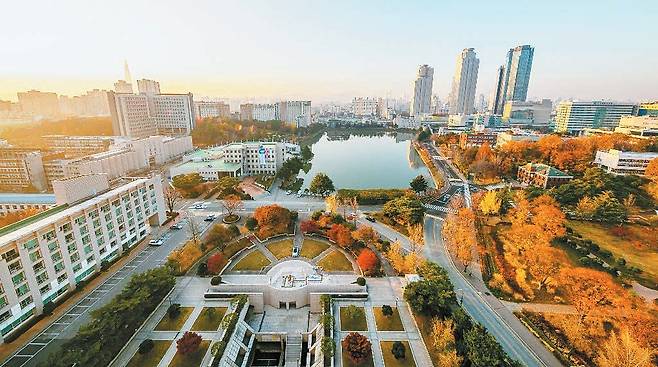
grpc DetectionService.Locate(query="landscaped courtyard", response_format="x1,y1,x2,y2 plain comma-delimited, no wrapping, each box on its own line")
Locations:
317,250,353,272
340,305,368,331
266,239,293,259
373,306,404,331
232,249,271,271
300,238,330,259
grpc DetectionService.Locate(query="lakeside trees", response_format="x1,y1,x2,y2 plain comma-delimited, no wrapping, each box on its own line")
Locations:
309,172,335,197
381,194,425,226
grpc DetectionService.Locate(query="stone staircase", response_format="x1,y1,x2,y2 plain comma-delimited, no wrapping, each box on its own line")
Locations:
284,334,302,367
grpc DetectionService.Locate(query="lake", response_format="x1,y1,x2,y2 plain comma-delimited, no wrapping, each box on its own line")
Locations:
299,131,434,190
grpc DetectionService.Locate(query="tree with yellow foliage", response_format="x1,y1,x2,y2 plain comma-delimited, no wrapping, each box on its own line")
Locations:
430,318,463,367
407,223,424,254
442,207,476,271
597,329,653,367
478,190,501,215
325,194,339,214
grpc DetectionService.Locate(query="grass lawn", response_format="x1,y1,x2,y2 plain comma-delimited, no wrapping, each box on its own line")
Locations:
373,307,404,331
191,307,227,331
266,239,293,259
155,307,194,331
126,340,171,367
568,220,658,287
317,250,353,272
232,250,271,271
341,348,375,367
168,340,210,367
340,306,368,331
301,238,330,259
380,341,416,367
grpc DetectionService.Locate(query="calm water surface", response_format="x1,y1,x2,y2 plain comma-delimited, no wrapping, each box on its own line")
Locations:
299,131,434,189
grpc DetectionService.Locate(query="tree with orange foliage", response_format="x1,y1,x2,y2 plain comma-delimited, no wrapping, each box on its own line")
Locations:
559,267,627,324
220,194,243,217
253,204,292,239
0,208,42,228
353,225,379,246
646,157,658,180
342,332,372,364
536,134,563,161
357,248,379,275
597,329,653,367
206,253,225,274
525,246,566,291
475,143,493,161
300,220,319,234
327,224,353,247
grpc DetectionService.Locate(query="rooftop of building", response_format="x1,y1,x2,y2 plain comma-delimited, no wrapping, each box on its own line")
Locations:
598,149,658,158
174,159,241,172
0,193,56,205
0,178,149,245
520,162,573,177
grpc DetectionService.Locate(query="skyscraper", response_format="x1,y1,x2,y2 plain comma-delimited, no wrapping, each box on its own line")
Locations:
410,64,434,116
449,48,479,115
502,45,534,103
137,79,161,95
124,60,133,85
491,45,534,115
490,65,506,114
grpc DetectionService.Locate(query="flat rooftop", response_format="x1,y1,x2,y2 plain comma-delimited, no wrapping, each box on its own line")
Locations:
174,160,241,172
0,193,56,205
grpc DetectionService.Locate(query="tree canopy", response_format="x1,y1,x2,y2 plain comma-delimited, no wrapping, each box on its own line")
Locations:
309,173,335,197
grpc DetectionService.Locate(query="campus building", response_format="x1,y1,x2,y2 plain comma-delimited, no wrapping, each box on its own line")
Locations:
170,141,300,180
554,101,636,133
0,194,56,216
41,135,122,158
459,132,498,148
495,131,542,148
502,99,552,127
614,116,658,138
0,149,49,192
194,101,230,119
0,174,165,342
43,136,192,185
517,163,573,189
594,149,658,176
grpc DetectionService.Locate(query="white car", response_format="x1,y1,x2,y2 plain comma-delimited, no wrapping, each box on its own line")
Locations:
149,239,164,246
292,247,300,257
286,190,293,195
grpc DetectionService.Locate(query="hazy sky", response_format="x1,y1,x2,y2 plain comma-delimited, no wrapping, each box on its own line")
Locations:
1,0,656,103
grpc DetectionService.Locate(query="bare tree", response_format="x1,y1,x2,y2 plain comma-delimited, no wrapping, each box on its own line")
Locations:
349,196,359,225
164,186,183,214
220,194,244,217
186,211,201,245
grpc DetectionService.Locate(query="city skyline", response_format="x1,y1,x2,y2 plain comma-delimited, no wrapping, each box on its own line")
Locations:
1,0,657,104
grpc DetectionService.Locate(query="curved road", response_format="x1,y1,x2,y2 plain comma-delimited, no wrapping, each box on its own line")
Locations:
424,215,562,367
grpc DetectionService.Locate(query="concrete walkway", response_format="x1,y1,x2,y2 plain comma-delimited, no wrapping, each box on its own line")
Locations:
502,301,577,315
632,281,658,303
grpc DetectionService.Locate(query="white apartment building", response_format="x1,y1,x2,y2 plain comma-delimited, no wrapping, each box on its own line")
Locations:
108,91,195,138
393,116,420,129
0,175,165,341
58,89,110,117
137,79,161,95
502,99,552,127
194,101,230,119
108,93,155,139
555,101,636,133
113,80,133,94
614,116,658,138
594,149,658,176
17,91,60,120
410,65,434,116
0,194,56,216
281,101,312,127
351,98,379,117
449,48,479,115
252,104,278,122
0,149,48,192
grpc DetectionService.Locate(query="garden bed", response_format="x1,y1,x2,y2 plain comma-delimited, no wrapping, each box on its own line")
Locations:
266,239,293,259
232,250,271,271
380,341,415,367
318,250,353,272
191,307,227,331
373,307,404,331
169,340,210,367
155,307,194,331
300,238,330,259
126,340,171,367
339,306,368,331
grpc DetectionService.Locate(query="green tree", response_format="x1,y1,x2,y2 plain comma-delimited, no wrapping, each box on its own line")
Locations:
301,145,314,161
404,279,455,318
391,341,406,359
309,173,335,197
382,195,425,225
410,175,428,193
464,324,507,367
381,305,393,317
418,128,431,141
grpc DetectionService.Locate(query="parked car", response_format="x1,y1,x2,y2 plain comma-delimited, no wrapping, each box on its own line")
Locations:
365,216,376,223
170,223,183,230
148,239,164,246
292,247,300,257
191,202,208,209
286,190,292,195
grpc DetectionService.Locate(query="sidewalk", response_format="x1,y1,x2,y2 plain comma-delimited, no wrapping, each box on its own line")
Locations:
0,237,151,361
